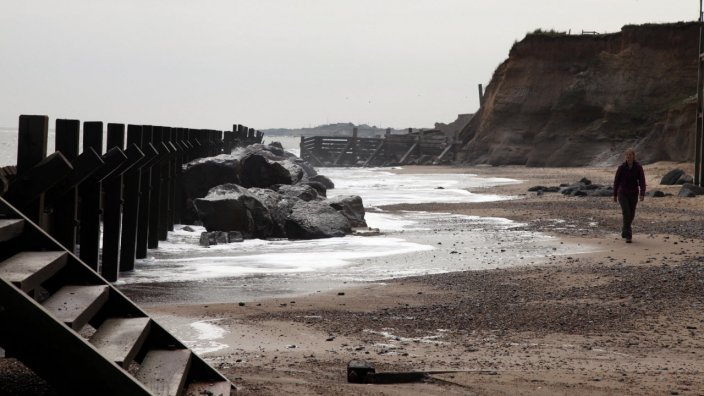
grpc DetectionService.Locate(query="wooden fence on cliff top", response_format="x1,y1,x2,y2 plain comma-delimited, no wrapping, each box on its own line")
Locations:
299,127,458,167
0,114,262,282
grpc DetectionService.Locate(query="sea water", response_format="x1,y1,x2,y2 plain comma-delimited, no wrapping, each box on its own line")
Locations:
116,166,590,289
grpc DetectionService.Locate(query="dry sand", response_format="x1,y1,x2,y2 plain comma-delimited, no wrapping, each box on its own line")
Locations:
2,163,702,395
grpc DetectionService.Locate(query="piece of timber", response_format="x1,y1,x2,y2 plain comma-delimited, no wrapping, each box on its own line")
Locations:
2,152,73,208
136,349,192,396
398,141,419,165
332,139,355,165
0,219,24,242
185,381,232,396
363,141,386,167
44,148,104,204
89,317,151,368
433,143,454,164
86,147,129,183
41,285,109,331
0,251,68,292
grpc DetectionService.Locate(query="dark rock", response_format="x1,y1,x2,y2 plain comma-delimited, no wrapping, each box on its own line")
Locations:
214,231,229,244
274,184,319,201
302,181,327,197
586,188,613,197
678,183,704,197
228,231,244,242
239,153,295,188
248,187,297,237
193,183,274,238
579,177,592,185
181,155,241,223
309,174,335,189
646,190,666,197
531,186,561,193
284,200,352,239
180,225,196,232
676,174,693,185
661,168,685,185
328,195,367,227
182,154,241,199
199,232,211,247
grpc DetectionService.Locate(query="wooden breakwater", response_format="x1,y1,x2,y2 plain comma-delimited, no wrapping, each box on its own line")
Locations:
299,127,458,167
0,115,263,282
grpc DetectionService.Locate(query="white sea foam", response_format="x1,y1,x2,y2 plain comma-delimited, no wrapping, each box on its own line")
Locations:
117,167,527,285
321,167,518,207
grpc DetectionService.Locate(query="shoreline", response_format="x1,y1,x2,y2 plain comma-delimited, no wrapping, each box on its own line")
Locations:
3,163,703,395
144,163,704,395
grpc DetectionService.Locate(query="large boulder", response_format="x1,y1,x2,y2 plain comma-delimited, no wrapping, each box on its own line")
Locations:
328,195,367,227
181,154,240,199
678,183,704,197
661,169,685,185
284,200,352,239
239,143,317,182
239,154,296,188
193,184,274,238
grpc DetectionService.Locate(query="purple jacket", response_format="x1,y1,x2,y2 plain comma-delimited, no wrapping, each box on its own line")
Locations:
613,161,646,197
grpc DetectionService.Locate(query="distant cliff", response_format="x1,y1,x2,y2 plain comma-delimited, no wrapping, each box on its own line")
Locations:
458,22,699,166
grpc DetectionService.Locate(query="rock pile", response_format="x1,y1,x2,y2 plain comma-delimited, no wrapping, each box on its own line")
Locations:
529,177,613,197
181,143,366,240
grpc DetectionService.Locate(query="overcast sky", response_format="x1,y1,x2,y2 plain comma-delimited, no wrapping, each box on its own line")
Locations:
0,1,697,131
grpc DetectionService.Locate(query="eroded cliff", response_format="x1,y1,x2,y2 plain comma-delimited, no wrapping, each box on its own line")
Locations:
459,22,698,166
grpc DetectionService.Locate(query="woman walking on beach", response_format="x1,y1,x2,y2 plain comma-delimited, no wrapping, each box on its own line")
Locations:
613,148,646,243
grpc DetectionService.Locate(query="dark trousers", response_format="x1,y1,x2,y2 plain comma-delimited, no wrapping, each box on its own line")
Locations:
618,193,638,238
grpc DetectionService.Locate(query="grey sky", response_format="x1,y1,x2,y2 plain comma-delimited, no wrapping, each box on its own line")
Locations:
0,0,697,130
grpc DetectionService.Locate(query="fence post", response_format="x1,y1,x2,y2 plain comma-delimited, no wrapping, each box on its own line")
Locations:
173,128,186,226
79,121,104,271
16,115,49,226
419,129,425,157
53,119,80,252
120,124,143,271
136,125,153,258
101,123,125,281
148,126,164,248
164,127,177,234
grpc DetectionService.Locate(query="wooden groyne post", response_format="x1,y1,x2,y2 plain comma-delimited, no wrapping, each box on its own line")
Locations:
1,115,263,283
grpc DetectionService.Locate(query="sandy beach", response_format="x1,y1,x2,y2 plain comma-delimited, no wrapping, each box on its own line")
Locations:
1,163,702,395
140,163,704,395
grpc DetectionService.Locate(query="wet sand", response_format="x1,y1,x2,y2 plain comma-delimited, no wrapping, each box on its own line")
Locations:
145,163,704,395
2,163,703,395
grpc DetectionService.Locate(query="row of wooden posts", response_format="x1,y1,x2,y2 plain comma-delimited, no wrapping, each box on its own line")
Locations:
0,115,263,282
299,127,457,167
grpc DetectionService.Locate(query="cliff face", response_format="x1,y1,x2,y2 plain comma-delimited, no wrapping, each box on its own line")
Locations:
459,22,699,166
